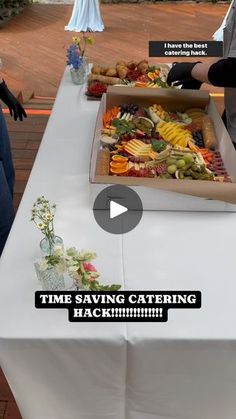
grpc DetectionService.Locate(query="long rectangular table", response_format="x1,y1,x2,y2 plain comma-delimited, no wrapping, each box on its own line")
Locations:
1,69,236,419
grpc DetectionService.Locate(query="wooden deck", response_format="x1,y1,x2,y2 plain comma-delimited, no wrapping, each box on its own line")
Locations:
0,3,227,97
0,3,227,418
0,368,21,419
5,109,50,210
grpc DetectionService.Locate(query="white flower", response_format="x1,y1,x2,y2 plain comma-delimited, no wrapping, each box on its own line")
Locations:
78,249,97,261
54,245,64,256
65,255,73,267
39,259,48,272
46,214,53,221
37,222,45,230
66,247,79,258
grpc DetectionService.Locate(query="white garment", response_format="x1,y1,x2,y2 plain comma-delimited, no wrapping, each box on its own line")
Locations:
65,0,104,32
213,1,234,41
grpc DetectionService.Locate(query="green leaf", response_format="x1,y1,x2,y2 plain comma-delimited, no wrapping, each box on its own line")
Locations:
111,119,133,135
95,284,121,291
153,77,169,88
152,140,167,152
109,284,121,291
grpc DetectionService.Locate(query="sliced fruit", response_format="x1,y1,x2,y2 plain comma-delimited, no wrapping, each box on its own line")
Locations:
110,165,129,174
110,160,129,174
110,161,128,169
157,120,193,148
112,155,128,163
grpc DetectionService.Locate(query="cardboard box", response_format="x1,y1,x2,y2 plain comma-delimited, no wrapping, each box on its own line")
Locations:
89,87,236,211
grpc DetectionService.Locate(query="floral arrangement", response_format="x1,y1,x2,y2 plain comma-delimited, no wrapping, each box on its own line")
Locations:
67,44,83,70
31,196,57,253
39,246,121,291
66,35,94,70
32,196,121,292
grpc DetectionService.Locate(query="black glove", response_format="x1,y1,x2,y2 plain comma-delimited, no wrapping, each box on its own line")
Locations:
167,62,202,90
0,80,27,121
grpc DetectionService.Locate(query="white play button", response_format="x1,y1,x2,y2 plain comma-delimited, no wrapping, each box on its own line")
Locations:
110,200,128,219
93,185,143,234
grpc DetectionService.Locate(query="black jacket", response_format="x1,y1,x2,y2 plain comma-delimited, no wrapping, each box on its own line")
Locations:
208,57,236,87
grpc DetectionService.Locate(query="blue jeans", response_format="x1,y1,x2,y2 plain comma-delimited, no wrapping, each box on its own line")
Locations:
0,107,15,255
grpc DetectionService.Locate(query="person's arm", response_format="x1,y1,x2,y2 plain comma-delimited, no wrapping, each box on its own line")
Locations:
167,58,236,89
192,58,236,87
190,62,211,83
0,79,27,121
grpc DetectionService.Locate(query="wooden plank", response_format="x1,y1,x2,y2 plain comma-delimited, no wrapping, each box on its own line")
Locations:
13,193,23,210
5,121,49,134
0,401,7,419
0,370,12,400
10,139,28,150
0,3,227,98
25,140,42,150
14,181,27,194
0,370,21,419
15,170,31,181
12,149,37,159
9,131,44,141
3,401,21,419
14,158,35,170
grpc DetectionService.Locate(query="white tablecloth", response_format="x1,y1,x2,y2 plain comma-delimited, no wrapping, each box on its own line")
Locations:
1,69,236,419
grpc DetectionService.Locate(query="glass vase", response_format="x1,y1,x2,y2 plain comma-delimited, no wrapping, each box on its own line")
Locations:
70,59,87,85
82,56,89,75
34,263,65,291
40,235,64,257
69,274,83,291
73,280,82,291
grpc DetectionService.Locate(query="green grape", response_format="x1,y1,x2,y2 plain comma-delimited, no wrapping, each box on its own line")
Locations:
166,158,177,166
167,164,177,175
184,153,194,164
176,159,186,169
